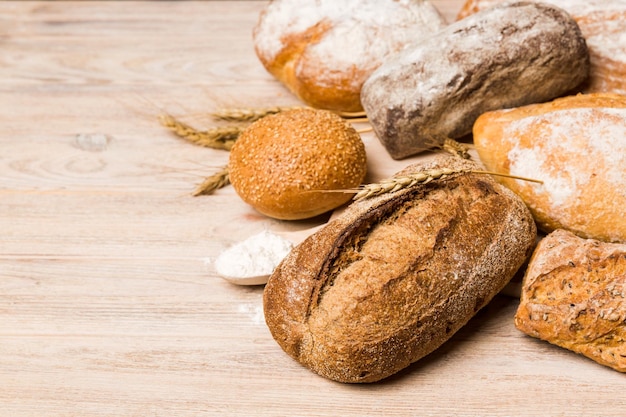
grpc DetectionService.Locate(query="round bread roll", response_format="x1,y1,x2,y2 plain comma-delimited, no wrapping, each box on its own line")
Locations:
252,0,446,112
228,108,367,220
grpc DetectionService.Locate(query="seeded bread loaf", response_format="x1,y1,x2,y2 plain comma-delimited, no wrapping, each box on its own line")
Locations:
263,156,537,383
457,0,626,96
473,93,626,243
360,1,589,159
252,0,446,112
515,229,626,372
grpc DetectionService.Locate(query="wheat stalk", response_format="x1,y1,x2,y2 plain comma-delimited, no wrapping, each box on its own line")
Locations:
347,168,542,201
193,166,230,196
159,114,241,151
335,110,367,119
440,138,471,159
209,106,369,122
210,106,302,122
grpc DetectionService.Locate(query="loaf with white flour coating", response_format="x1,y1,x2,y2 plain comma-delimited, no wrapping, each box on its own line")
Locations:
253,0,446,112
361,1,590,159
457,0,626,96
474,93,626,243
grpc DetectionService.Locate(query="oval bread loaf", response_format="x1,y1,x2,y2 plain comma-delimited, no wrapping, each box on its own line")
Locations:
263,156,537,383
473,93,626,243
360,1,590,159
457,0,626,96
515,229,626,372
253,0,447,112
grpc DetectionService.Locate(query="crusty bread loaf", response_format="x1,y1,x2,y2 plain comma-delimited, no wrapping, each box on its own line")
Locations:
360,1,589,159
457,0,626,96
263,155,537,383
515,229,626,373
252,0,446,112
228,108,367,220
473,93,626,243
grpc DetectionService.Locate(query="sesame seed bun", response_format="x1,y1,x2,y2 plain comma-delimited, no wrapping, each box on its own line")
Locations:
228,108,367,220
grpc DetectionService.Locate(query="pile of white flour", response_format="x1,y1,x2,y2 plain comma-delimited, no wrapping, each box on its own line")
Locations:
214,230,293,279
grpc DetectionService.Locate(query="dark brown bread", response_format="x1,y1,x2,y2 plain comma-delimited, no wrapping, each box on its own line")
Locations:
457,0,626,96
361,1,590,159
515,229,626,373
263,156,537,383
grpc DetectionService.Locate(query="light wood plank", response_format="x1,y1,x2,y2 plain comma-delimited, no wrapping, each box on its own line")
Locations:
1,1,624,416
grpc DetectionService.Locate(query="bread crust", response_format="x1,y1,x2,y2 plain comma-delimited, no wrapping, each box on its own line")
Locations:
515,229,626,372
252,0,446,112
457,0,626,96
473,93,626,243
263,156,536,383
228,108,367,220
361,1,590,160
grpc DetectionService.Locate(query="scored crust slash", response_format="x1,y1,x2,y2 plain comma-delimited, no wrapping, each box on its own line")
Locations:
263,156,537,383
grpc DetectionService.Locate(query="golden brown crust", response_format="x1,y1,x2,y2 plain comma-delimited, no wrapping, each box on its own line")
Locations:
473,93,626,243
228,108,367,220
252,0,446,112
515,229,626,372
263,156,537,383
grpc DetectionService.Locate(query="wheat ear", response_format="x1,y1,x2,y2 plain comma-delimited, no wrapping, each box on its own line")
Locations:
193,166,230,196
159,114,241,151
349,168,542,201
210,106,303,122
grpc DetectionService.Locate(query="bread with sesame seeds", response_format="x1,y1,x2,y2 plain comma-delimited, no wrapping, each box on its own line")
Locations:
515,229,626,373
263,155,537,383
228,108,367,220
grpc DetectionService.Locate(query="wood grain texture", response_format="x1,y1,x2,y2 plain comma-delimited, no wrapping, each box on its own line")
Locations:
1,1,624,416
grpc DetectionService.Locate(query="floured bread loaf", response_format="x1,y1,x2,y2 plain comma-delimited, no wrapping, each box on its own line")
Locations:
456,0,626,96
263,156,536,383
473,93,626,243
360,1,589,159
253,0,446,112
515,229,626,373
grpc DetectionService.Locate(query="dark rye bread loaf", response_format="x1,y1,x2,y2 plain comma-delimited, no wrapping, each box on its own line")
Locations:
263,156,537,383
360,1,590,159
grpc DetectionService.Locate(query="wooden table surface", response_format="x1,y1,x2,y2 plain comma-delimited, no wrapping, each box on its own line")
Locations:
1,1,624,416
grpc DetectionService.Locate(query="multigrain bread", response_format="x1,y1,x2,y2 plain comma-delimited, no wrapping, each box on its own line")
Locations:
252,0,446,112
515,229,626,373
473,93,626,243
228,108,367,220
360,1,589,159
263,156,537,383
457,0,626,96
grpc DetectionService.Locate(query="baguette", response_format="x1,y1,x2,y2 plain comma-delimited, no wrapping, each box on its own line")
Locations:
263,156,537,383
